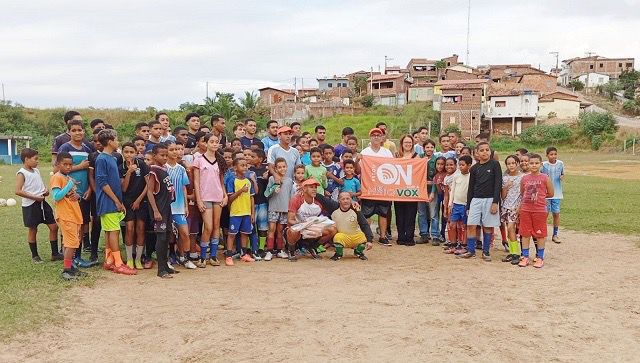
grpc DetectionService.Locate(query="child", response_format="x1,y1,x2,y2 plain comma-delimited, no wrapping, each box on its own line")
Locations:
457,142,502,261
250,149,269,255
518,153,554,268
441,158,458,245
231,138,243,153
51,152,85,280
15,148,61,263
192,131,208,159
299,137,311,166
429,157,447,246
500,155,523,263
322,145,342,201
144,151,153,166
309,138,319,149
120,142,149,270
304,147,328,196
145,120,163,153
330,192,374,261
193,134,228,267
147,144,177,278
224,157,256,265
339,160,361,201
542,146,564,243
293,164,305,194
264,158,295,260
134,122,150,140
445,155,472,255
132,136,146,157
166,143,196,269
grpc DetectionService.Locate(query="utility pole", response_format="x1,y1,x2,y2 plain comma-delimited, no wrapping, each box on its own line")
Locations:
585,51,595,88
206,81,209,99
466,0,471,65
294,77,297,102
384,56,394,74
1,83,5,103
550,51,559,73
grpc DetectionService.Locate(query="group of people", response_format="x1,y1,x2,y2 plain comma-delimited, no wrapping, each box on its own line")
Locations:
15,110,565,280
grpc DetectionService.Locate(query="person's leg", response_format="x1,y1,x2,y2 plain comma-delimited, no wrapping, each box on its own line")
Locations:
286,228,301,260
200,207,213,262
47,223,61,259
134,219,145,268
385,203,392,238
417,202,429,242
107,230,123,267
519,236,531,266
481,226,494,258
177,224,190,262
125,220,135,266
27,227,39,260
155,231,169,276
378,215,388,241
90,217,100,261
429,197,440,240
210,204,222,262
266,221,276,251
394,202,405,243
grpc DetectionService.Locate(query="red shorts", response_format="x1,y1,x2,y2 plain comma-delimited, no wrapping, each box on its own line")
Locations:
518,211,547,238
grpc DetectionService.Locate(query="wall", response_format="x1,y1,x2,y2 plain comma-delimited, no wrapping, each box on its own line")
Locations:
318,79,349,91
408,87,434,102
578,73,610,87
487,94,538,118
259,89,294,105
268,101,363,123
538,99,580,119
569,59,634,79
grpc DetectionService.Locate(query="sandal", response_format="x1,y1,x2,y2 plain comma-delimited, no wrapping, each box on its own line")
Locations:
158,271,173,279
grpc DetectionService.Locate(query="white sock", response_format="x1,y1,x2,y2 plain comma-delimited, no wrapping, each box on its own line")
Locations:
135,245,144,261
125,245,133,261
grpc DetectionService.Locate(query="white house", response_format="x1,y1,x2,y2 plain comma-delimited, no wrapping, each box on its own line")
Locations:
487,90,539,136
577,73,610,88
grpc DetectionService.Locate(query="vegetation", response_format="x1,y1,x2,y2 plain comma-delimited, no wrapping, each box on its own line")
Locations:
569,79,585,91
518,124,573,146
596,70,640,116
577,112,617,150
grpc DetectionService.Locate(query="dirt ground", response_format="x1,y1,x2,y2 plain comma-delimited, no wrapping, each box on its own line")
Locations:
2,229,640,363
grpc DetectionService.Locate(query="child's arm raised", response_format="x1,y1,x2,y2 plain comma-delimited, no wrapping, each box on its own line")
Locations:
121,162,137,192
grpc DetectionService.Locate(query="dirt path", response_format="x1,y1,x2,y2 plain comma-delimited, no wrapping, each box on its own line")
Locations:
2,229,640,363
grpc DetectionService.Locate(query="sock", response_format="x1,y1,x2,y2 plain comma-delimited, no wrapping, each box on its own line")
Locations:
125,245,133,262
29,242,39,258
466,237,477,253
135,245,144,262
82,233,90,250
536,248,545,259
63,258,73,270
209,238,219,259
74,245,81,259
259,236,266,250
509,240,520,255
112,251,123,267
105,247,113,264
553,227,558,236
355,244,365,255
334,244,344,256
522,248,530,258
200,240,208,260
49,240,59,256
189,252,198,259
481,233,492,255
266,237,275,250
250,232,258,254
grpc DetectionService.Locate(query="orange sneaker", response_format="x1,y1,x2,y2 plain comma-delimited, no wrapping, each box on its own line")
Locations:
113,264,137,275
518,257,529,267
533,258,544,268
225,257,234,266
102,261,114,271
240,254,255,263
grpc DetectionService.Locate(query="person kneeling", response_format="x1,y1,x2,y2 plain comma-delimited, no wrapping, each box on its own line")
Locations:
330,192,373,260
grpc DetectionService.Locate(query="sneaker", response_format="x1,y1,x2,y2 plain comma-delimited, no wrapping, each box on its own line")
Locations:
73,257,93,269
501,254,516,263
308,249,322,260
208,257,220,267
456,252,476,259
533,258,545,268
32,256,43,263
51,253,64,262
385,231,392,240
518,257,530,267
378,238,391,246
482,253,491,262
225,256,234,266
194,259,207,268
444,247,457,254
552,235,561,244
252,253,263,261
288,254,298,262
330,253,342,261
264,251,273,261
431,239,440,247
102,261,114,270
127,260,135,269
240,254,255,263
416,235,429,244
276,250,289,259
354,251,368,260
113,264,137,275
316,245,327,253
61,270,79,281
70,267,88,278
134,259,144,270
405,240,416,246
183,260,197,269
143,260,154,269
454,246,467,255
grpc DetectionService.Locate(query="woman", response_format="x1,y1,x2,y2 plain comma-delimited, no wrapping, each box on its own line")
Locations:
394,135,419,246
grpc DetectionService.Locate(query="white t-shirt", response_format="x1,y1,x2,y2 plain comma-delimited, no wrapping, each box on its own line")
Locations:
360,146,393,158
17,167,47,207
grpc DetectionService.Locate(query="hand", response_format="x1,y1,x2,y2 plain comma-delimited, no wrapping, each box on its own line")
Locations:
198,201,206,213
505,180,513,188
153,210,162,221
132,200,141,211
36,195,46,202
365,242,373,251
116,201,126,213
43,189,49,197
127,163,138,174
185,208,189,218
275,186,281,194
560,175,565,181
262,170,269,179
78,160,90,169
324,191,331,196
69,192,81,202
251,214,256,224
490,203,498,215
220,195,228,207
241,185,249,193
82,189,92,201
352,201,361,211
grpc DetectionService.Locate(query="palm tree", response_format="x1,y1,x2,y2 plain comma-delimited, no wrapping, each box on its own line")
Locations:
239,91,259,113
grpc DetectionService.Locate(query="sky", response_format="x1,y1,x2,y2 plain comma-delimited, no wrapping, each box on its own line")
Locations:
1,0,639,109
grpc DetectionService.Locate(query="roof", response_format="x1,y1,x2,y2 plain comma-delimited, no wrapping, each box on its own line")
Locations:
486,65,545,79
258,87,295,95
407,58,438,66
0,135,32,140
539,89,580,102
487,83,538,97
435,79,489,89
563,55,635,64
368,74,411,82
317,76,349,81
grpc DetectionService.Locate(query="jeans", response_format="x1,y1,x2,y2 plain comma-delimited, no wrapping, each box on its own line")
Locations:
394,201,418,243
429,193,444,238
417,202,431,237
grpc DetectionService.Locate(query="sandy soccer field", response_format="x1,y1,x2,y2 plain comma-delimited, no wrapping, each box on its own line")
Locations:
2,229,640,363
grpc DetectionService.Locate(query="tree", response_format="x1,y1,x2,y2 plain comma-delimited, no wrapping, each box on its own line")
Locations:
435,60,447,81
361,94,375,108
198,92,240,122
569,79,585,91
352,76,369,96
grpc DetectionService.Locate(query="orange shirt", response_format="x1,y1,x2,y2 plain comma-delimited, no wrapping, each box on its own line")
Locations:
50,172,83,224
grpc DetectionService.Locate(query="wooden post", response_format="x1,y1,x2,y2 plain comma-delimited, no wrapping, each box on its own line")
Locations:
633,138,636,155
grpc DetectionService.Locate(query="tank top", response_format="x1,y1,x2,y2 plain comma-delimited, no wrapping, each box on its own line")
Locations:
149,165,175,219
520,173,548,212
17,167,46,207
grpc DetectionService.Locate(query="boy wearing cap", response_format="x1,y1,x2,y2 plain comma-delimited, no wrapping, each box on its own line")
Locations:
267,125,301,180
359,127,394,246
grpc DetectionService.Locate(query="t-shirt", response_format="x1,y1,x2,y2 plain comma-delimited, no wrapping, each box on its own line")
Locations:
166,163,190,215
383,140,397,155
160,134,176,143
360,146,393,158
58,142,92,195
502,173,523,210
340,176,361,201
432,172,446,195
119,157,149,204
331,208,361,235
265,176,295,213
225,175,254,217
521,173,549,213
17,167,47,207
250,164,269,205
185,132,198,150
192,154,225,202
434,150,457,159
51,132,95,154
261,136,279,151
95,152,123,216
334,143,349,158
50,172,83,224
267,144,301,180
240,136,256,150
542,160,564,199
444,169,460,192
149,165,175,220
323,161,342,194
467,159,502,208
301,152,311,166
288,194,323,223
144,140,160,153
450,172,470,205
304,164,328,195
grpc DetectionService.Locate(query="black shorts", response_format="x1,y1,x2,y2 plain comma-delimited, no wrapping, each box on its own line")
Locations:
22,201,56,228
361,199,391,219
124,200,148,222
221,206,230,229
79,198,91,224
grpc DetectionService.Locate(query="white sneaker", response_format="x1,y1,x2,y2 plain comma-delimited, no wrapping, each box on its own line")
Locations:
277,250,288,259
252,254,263,261
264,251,273,261
167,262,176,271
184,260,197,269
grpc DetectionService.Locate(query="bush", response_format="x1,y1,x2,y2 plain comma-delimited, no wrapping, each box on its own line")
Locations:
361,95,374,108
623,100,640,116
591,135,603,150
443,123,462,136
519,124,572,145
578,112,617,137
569,80,585,91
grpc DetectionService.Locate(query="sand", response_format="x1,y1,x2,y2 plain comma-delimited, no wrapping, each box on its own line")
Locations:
2,229,640,363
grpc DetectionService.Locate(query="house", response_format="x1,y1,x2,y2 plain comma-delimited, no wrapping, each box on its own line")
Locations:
445,68,479,81
317,76,349,92
560,55,634,86
519,73,558,94
434,79,490,138
537,90,581,120
486,84,538,136
483,64,546,83
0,135,32,165
408,84,435,102
368,74,412,106
346,70,380,82
258,87,295,105
297,88,319,103
577,73,610,88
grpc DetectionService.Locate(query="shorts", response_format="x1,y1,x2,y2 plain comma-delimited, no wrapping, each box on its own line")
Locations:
221,206,230,229
202,201,223,209
100,212,125,232
59,220,81,248
268,211,288,225
229,215,253,235
518,210,548,238
333,231,367,248
124,200,148,222
79,198,91,224
361,199,391,219
172,214,188,226
500,207,519,224
547,199,561,214
187,204,202,235
449,203,467,224
22,201,56,228
467,198,500,227
255,203,268,231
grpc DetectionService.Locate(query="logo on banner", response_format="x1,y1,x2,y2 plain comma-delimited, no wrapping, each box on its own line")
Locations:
376,163,412,185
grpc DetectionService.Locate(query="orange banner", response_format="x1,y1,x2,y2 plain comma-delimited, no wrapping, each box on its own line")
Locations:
359,155,429,202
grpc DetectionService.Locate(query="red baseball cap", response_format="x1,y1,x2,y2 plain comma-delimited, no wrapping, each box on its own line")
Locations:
302,178,320,187
369,127,383,136
277,126,293,134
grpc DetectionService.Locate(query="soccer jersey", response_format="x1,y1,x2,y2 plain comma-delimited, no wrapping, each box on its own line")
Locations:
17,168,47,207
149,165,175,219
192,154,224,202
261,136,279,151
542,160,564,199
323,161,342,194
304,164,328,195
166,162,190,215
240,136,256,150
521,173,549,213
331,208,361,235
267,144,301,179
119,157,149,204
340,177,361,200
50,172,83,224
250,164,269,205
57,142,92,195
288,194,323,223
95,152,123,216
52,132,95,154
225,175,255,217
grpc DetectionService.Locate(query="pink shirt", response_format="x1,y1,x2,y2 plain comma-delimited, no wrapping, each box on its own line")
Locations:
520,173,549,212
192,154,224,202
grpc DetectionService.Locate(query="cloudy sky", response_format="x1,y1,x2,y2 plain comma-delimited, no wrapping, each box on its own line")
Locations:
2,0,639,109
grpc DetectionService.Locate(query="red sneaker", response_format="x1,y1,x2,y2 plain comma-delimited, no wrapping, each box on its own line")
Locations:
240,254,255,263
533,258,544,268
518,257,530,268
113,264,137,275
102,261,114,271
225,257,234,266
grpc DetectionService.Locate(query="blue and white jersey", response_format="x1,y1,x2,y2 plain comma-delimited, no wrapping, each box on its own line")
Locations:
542,160,564,199
57,142,92,195
166,163,190,215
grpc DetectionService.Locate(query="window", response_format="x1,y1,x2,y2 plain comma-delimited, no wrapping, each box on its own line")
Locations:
599,63,604,68
342,82,347,87
589,64,594,69
495,101,506,107
619,63,623,67
627,63,633,67
447,62,451,66
442,95,461,103
328,83,333,88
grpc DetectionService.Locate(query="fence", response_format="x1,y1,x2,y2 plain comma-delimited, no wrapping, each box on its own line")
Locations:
622,138,637,155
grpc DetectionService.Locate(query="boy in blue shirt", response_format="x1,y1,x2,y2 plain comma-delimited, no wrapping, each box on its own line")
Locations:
339,160,361,201
542,146,565,243
166,142,195,269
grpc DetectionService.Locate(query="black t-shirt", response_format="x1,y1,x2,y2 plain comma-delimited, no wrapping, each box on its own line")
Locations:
186,132,197,149
250,163,269,205
467,159,502,208
119,157,150,203
148,165,175,220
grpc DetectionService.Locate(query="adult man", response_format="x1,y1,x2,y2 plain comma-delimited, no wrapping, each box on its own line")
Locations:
414,126,429,156
447,130,460,148
334,127,354,159
314,125,327,144
290,121,302,137
184,112,201,150
285,178,337,261
52,111,95,162
359,127,394,246
156,112,176,143
240,118,257,149
211,114,227,148
375,122,397,155
261,120,280,151
267,126,301,180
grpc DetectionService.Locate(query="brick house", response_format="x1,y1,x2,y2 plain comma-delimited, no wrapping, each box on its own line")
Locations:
368,74,412,106
482,64,546,83
538,90,581,120
434,79,490,139
560,55,634,86
258,87,295,105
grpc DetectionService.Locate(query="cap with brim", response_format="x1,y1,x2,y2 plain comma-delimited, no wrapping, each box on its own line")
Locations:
369,128,383,136
277,126,293,134
302,178,320,187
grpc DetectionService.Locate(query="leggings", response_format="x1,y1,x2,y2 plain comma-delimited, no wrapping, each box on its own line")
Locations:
394,201,418,243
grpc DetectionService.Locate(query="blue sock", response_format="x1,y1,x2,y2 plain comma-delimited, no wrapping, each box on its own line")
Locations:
209,238,219,259
522,248,530,258
250,230,258,254
536,248,545,259
553,227,558,236
482,233,492,255
199,241,208,260
466,237,477,253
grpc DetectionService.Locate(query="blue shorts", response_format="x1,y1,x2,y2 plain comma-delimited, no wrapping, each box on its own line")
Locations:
449,203,467,224
547,199,561,213
172,214,188,226
255,203,268,231
229,215,253,235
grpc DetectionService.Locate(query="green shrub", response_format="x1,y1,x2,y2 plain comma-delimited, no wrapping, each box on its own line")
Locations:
591,135,603,150
443,123,461,136
578,112,617,137
622,100,640,116
569,80,585,91
520,124,572,145
361,95,375,108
